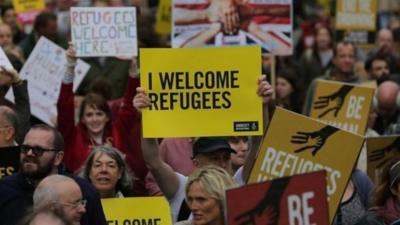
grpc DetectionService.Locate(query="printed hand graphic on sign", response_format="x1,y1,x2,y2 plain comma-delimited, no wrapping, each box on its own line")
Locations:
234,177,290,225
369,137,400,168
313,85,354,118
291,126,338,156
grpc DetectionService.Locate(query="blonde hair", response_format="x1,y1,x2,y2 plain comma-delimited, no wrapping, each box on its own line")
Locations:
185,165,235,209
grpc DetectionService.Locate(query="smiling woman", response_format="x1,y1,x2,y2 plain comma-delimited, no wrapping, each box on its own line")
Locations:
79,145,134,198
175,165,235,225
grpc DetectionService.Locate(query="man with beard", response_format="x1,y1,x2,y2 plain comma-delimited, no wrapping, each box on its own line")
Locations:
0,124,107,225
373,81,400,134
33,175,86,225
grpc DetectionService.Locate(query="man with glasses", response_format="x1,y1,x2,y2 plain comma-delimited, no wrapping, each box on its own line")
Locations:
0,124,107,225
33,175,86,225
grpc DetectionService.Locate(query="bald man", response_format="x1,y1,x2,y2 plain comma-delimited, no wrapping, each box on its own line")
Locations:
373,81,400,134
33,175,86,225
376,28,394,53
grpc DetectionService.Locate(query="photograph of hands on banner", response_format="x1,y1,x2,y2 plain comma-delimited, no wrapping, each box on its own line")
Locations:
172,0,292,55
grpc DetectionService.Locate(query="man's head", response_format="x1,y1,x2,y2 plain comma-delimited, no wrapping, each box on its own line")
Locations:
0,106,18,147
0,23,12,47
376,28,394,53
332,41,356,78
34,12,58,41
191,137,235,173
19,207,70,225
20,124,64,181
365,55,391,82
377,81,400,118
33,175,86,225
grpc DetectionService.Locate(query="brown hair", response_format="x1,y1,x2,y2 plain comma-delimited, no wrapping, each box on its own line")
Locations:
79,93,111,127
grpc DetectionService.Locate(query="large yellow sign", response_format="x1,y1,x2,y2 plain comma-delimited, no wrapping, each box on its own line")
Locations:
249,107,364,223
367,136,400,184
140,47,262,138
102,197,172,225
12,0,45,13
310,80,374,135
336,0,377,31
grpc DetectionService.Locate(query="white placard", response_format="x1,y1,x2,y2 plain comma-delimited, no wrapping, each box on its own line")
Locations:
71,7,137,57
0,47,14,71
5,37,90,126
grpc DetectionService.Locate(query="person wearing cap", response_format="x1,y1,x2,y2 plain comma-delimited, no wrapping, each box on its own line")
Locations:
355,158,400,225
133,75,272,222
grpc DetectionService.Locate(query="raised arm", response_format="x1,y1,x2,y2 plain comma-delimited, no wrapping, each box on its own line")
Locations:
57,43,76,141
241,75,272,182
133,88,180,199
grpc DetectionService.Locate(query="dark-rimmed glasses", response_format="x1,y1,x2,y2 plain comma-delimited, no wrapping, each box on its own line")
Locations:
20,145,58,157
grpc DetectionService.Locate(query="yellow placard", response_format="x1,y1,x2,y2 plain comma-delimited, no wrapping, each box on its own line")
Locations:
102,197,172,225
248,107,364,223
12,0,45,13
155,0,171,34
336,0,377,31
367,136,400,184
310,80,374,135
140,47,262,138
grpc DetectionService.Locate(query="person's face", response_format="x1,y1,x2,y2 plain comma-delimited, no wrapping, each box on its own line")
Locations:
316,28,331,50
194,151,231,172
229,138,249,168
187,182,222,225
333,44,355,75
2,9,17,28
21,129,63,180
378,100,397,118
39,20,58,41
371,59,390,81
81,105,109,137
0,25,12,47
377,30,393,51
89,152,121,197
58,182,86,225
0,112,14,147
276,77,294,99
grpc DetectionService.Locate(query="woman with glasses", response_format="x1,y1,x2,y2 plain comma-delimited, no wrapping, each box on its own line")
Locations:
79,145,134,198
175,165,235,225
56,44,140,173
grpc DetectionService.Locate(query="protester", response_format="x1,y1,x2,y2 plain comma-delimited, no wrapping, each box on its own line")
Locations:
57,43,140,172
373,81,400,135
175,165,235,225
228,136,249,174
275,69,304,113
33,175,86,225
80,145,134,198
0,124,107,225
355,158,400,225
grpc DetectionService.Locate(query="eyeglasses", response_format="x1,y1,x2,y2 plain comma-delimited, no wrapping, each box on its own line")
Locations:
20,145,58,157
57,199,87,209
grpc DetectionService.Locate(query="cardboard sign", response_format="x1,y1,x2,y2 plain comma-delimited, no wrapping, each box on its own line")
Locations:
248,107,364,223
0,146,20,179
172,0,293,55
5,37,90,126
227,171,329,225
155,0,172,34
140,47,262,137
102,197,172,225
71,7,137,57
335,0,377,47
367,136,400,184
310,80,374,135
0,47,14,71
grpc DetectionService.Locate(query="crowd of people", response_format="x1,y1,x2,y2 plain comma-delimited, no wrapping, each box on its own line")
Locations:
0,0,400,225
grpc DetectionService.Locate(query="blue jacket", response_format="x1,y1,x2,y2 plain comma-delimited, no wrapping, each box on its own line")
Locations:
0,166,107,225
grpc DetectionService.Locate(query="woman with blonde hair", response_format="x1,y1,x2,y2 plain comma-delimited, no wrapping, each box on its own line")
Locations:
176,165,235,225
